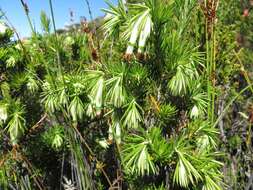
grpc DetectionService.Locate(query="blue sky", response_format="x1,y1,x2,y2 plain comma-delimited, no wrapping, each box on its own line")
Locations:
0,0,117,38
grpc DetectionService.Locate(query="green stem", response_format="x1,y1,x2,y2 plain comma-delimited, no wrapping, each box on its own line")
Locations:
18,1,55,87
211,20,216,124
48,0,66,86
49,0,57,34
205,1,217,124
19,0,35,35
206,20,211,122
83,0,93,22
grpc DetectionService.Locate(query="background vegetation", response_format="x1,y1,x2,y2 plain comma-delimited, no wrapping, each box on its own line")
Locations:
0,0,253,189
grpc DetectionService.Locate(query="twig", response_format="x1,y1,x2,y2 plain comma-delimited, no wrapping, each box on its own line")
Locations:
109,172,122,189
29,113,48,132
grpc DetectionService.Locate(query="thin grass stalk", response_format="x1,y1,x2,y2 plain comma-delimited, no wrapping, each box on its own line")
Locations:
20,0,35,35
59,109,113,188
83,0,94,22
48,0,57,35
48,0,66,87
71,153,75,187
18,1,56,88
211,0,219,124
114,141,123,189
206,20,212,122
71,124,113,187
204,0,210,122
48,0,62,70
204,0,218,124
66,126,95,190
234,51,253,148
0,165,8,190
210,13,215,124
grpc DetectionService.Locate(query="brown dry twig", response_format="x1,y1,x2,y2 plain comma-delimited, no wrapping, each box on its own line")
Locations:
29,113,48,133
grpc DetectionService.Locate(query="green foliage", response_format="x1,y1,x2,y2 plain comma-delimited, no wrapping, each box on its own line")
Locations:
40,11,51,33
123,130,157,176
69,96,85,122
42,125,64,150
85,70,105,109
188,81,208,119
164,32,203,96
122,127,173,176
102,0,127,39
6,101,26,145
158,103,177,122
122,99,143,129
173,148,202,187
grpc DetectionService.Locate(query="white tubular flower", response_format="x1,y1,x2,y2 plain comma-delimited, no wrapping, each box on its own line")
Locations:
138,16,152,53
93,78,104,108
126,13,145,54
190,105,199,118
104,12,113,20
108,125,113,141
0,22,8,34
126,22,139,54
121,0,128,12
0,105,8,123
122,0,127,5
86,103,95,119
126,7,152,55
126,45,134,55
98,139,109,149
115,122,121,144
